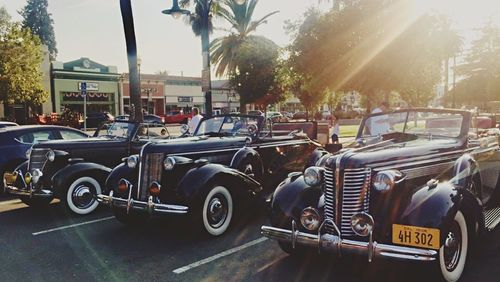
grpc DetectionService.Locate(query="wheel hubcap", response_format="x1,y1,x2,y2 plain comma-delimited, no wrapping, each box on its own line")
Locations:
243,164,255,178
72,184,95,209
207,194,227,228
443,222,462,271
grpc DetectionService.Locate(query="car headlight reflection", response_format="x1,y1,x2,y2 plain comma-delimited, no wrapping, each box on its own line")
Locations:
300,207,322,231
373,170,402,192
127,155,139,169
303,166,323,186
351,212,374,237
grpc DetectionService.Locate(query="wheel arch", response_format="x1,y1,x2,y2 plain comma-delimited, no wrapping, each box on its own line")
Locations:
52,162,111,196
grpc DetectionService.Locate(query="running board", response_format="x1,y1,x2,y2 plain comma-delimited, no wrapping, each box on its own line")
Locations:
484,207,500,231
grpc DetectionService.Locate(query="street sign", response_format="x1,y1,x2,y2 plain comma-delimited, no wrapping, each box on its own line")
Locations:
80,82,87,97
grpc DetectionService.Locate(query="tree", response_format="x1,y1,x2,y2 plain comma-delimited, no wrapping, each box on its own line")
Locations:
229,36,281,111
0,17,48,107
0,6,11,36
210,0,278,76
453,23,500,110
20,0,57,60
285,0,445,111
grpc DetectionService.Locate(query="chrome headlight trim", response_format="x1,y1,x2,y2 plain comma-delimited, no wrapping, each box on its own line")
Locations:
126,155,139,169
303,166,323,186
46,150,56,162
300,207,322,231
163,156,176,171
372,170,402,192
351,212,374,237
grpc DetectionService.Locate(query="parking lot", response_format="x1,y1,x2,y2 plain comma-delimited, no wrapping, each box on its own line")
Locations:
0,196,498,282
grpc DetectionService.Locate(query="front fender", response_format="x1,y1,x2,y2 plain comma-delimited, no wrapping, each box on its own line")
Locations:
176,163,262,207
52,162,112,196
14,160,29,172
270,174,322,229
105,162,138,194
398,182,462,244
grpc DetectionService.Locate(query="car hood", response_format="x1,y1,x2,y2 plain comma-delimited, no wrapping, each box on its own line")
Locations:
143,135,248,155
32,136,125,151
333,138,465,170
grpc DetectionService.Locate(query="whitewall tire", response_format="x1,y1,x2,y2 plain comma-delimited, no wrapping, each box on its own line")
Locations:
438,210,468,282
65,176,102,215
202,185,233,236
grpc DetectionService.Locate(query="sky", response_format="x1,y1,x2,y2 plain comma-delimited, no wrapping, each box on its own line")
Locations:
2,0,500,77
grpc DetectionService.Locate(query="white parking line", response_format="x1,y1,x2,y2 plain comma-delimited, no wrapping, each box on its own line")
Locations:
173,237,268,274
32,216,115,236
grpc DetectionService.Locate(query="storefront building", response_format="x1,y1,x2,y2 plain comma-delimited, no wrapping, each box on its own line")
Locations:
121,74,165,116
164,76,204,114
52,58,120,116
212,80,239,113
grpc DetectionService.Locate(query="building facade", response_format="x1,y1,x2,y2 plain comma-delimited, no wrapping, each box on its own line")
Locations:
51,58,120,116
212,80,239,113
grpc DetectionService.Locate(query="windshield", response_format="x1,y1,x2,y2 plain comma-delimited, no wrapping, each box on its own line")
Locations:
361,110,465,138
96,121,134,138
194,116,260,137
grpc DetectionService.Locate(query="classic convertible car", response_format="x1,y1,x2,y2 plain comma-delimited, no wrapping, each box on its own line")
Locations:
261,108,500,282
3,121,171,215
98,114,324,236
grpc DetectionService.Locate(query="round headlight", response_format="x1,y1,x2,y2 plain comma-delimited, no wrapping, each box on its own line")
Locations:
163,157,176,171
351,212,374,237
32,169,43,184
303,167,323,186
127,155,139,169
373,170,400,192
300,207,322,231
24,172,32,185
46,150,55,162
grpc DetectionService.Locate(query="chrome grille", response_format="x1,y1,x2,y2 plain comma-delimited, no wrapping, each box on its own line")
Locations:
340,168,371,236
28,148,50,172
138,153,164,201
323,167,336,233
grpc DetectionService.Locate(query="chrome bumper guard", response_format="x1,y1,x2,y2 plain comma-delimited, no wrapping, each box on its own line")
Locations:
97,190,189,215
261,219,437,262
3,171,53,198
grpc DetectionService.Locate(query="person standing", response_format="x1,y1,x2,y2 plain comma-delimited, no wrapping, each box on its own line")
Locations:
370,102,390,135
330,114,340,144
188,107,203,133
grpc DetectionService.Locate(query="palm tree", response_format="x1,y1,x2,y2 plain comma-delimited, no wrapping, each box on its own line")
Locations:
210,0,278,77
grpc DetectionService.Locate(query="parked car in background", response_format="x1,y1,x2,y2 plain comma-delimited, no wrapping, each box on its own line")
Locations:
3,121,172,215
86,112,114,128
262,108,500,281
1,125,89,194
266,112,286,123
115,114,165,125
292,111,307,120
280,111,293,119
163,110,192,124
98,114,324,236
0,121,19,128
248,110,264,116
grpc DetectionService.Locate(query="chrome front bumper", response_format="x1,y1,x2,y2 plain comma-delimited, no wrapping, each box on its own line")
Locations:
97,190,189,215
3,184,53,198
261,220,437,262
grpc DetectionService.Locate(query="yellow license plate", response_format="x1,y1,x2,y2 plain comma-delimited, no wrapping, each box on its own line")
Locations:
3,172,17,185
392,224,440,250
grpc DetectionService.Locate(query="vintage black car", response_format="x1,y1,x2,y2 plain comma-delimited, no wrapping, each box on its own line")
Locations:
98,114,324,236
261,108,500,281
3,121,172,215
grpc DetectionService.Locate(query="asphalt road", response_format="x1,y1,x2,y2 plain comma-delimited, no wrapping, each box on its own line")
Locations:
0,197,498,282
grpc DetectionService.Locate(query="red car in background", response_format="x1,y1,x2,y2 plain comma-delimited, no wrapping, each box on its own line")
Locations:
163,110,192,124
